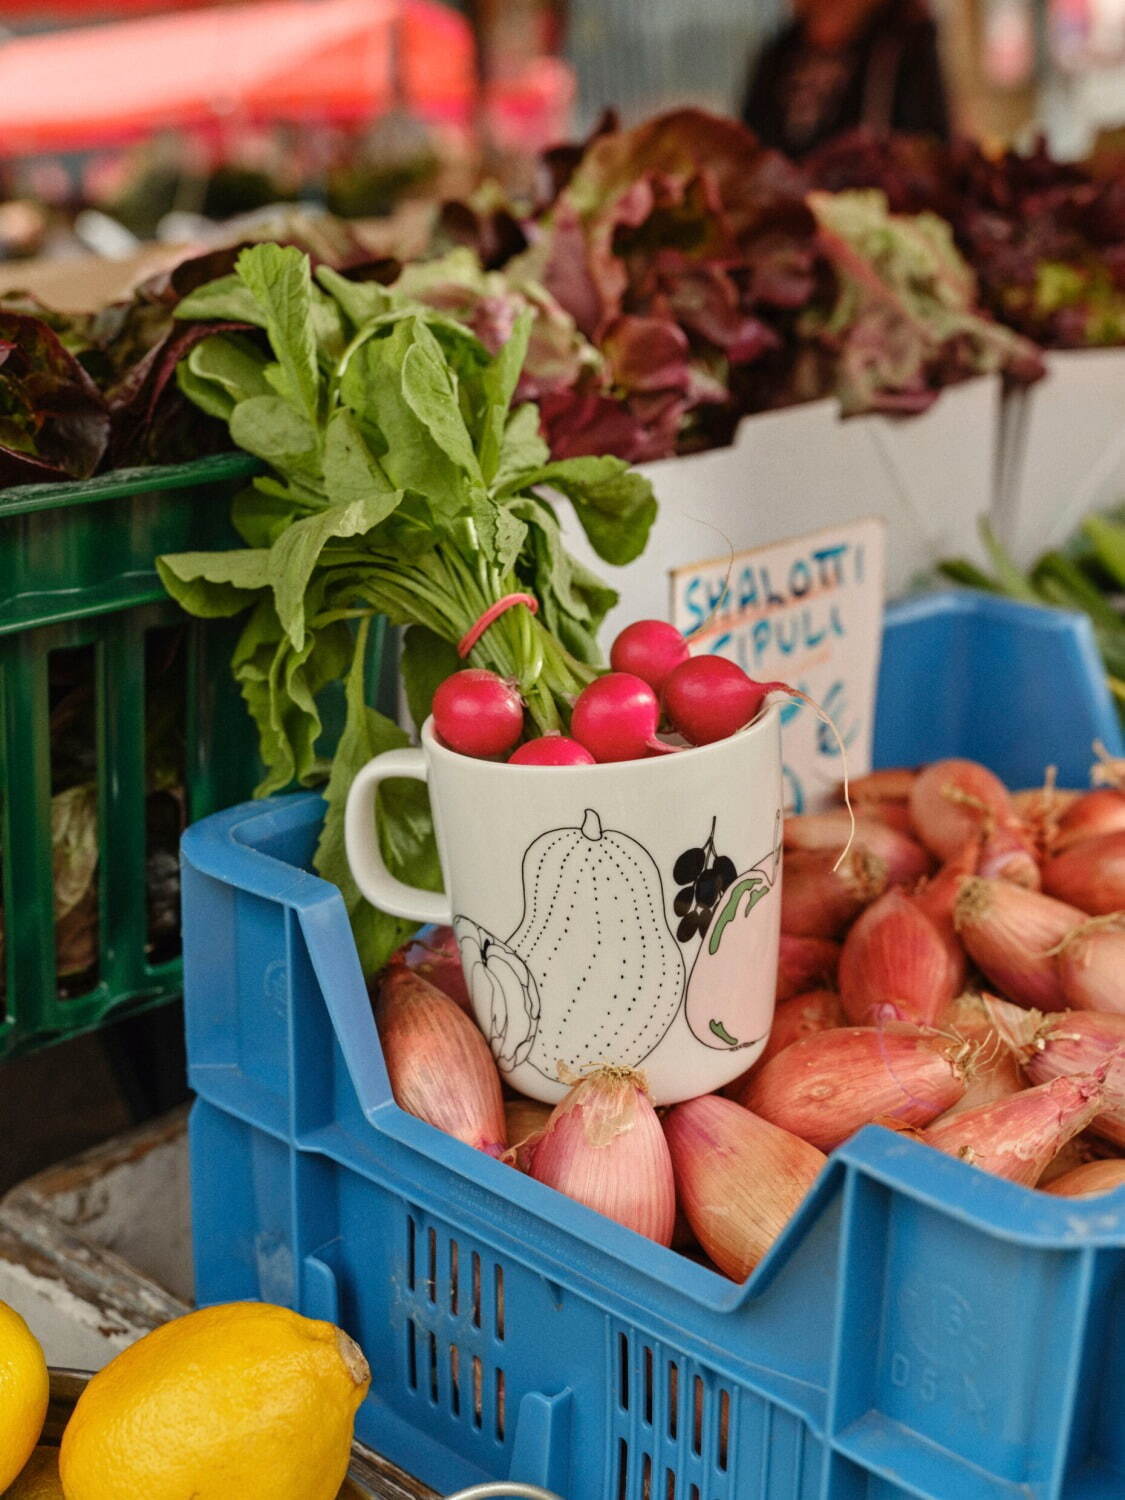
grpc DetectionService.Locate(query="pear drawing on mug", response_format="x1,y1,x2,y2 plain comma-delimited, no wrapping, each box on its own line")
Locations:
455,808,685,1085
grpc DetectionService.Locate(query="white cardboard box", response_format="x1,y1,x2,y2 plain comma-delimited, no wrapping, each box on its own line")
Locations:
561,376,999,635
995,348,1125,566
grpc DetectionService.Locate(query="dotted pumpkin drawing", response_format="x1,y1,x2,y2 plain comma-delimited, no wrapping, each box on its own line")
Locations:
454,808,685,1084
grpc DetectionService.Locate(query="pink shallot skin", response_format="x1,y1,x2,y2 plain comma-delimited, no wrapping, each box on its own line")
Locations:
780,847,887,939
1044,831,1125,915
933,993,1023,1119
739,1026,968,1152
922,1074,1105,1186
377,967,507,1157
402,926,472,1014
1043,1158,1125,1198
1052,788,1125,855
723,989,845,1097
1057,920,1125,1014
664,1094,825,1282
909,758,1018,861
776,935,840,1001
783,811,931,886
838,889,959,1027
1009,1008,1125,1151
954,878,1084,1013
531,1069,676,1246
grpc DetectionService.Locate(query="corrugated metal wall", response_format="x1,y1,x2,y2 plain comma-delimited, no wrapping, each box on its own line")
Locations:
566,0,789,128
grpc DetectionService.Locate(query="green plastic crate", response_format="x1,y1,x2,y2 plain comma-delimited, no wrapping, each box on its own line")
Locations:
0,452,268,1059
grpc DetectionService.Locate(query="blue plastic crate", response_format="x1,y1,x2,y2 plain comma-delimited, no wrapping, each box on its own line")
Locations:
874,590,1124,784
184,590,1125,1500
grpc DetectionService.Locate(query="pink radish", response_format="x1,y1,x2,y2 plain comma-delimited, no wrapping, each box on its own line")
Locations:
433,670,523,758
509,736,595,766
570,673,661,763
663,657,780,745
610,620,690,691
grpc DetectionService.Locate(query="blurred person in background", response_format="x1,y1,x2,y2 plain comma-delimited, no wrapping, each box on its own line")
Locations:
742,0,951,158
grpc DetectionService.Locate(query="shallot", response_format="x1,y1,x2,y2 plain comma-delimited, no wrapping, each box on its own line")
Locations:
909,758,1018,861
783,811,931,885
935,992,1024,1116
664,1095,825,1281
739,1026,971,1151
376,969,507,1156
531,1068,676,1244
1043,831,1125,915
910,840,979,995
838,889,959,1026
402,926,472,1013
922,1074,1105,1185
776,935,840,1000
781,847,887,939
954,878,1084,1012
504,1097,553,1173
1056,917,1125,1013
983,999,1125,1150
1052,788,1125,854
725,989,845,1093
845,767,918,806
1042,1159,1125,1198
977,819,1041,890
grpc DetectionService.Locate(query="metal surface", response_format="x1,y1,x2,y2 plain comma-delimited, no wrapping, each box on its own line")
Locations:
445,1488,564,1499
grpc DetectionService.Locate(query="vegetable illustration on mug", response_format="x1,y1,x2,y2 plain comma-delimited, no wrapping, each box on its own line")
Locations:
453,806,782,1087
681,811,782,1052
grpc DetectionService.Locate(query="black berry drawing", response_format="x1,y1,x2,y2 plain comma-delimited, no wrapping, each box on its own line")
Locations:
672,818,738,942
455,809,684,1085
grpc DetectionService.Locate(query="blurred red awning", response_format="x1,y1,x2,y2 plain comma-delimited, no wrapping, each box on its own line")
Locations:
1,0,251,13
0,0,476,154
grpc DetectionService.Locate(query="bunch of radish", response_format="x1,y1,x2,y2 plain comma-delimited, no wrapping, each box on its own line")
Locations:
432,620,787,764
375,753,1125,1285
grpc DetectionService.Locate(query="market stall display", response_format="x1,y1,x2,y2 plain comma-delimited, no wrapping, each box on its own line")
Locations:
7,89,1125,1500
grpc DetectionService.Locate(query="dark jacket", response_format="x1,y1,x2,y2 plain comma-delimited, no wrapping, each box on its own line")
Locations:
741,0,950,159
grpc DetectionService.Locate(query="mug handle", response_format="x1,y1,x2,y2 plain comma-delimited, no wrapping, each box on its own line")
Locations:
344,747,452,925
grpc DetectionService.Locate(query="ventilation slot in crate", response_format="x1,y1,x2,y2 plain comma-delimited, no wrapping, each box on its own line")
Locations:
612,1326,738,1500
403,1212,507,1449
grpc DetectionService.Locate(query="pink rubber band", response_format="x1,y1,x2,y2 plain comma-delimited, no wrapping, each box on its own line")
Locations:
458,593,539,659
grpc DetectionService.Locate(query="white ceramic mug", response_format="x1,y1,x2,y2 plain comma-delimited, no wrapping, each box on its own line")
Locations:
345,712,784,1105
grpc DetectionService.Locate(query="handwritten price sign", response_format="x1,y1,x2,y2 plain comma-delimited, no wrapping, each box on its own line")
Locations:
670,518,887,814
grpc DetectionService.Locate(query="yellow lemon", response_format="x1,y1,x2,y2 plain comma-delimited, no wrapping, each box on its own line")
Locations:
59,1302,371,1500
5,1447,64,1498
0,1302,48,1491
